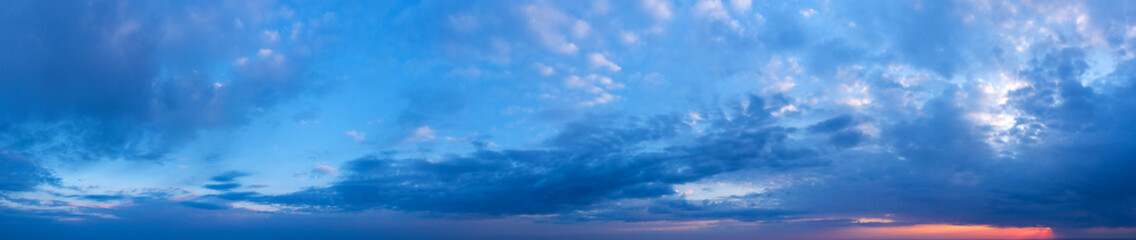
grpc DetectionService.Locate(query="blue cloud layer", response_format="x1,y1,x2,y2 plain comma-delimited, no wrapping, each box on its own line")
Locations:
2,0,1136,239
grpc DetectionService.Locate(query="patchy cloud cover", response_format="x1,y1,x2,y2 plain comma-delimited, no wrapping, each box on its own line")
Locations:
2,0,1136,239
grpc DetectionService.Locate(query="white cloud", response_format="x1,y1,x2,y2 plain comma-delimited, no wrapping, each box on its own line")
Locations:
566,74,624,90
852,218,896,224
596,75,624,89
841,98,872,107
694,0,740,29
770,104,798,117
800,8,818,18
262,30,279,42
407,126,436,142
522,4,579,54
299,119,320,126
642,0,673,20
589,53,622,71
583,92,616,106
620,31,640,44
565,75,588,88
565,75,624,106
695,0,731,20
729,0,751,12
686,111,704,128
534,63,555,76
636,72,667,85
110,21,140,48
258,49,273,57
312,164,338,177
572,20,591,38
591,0,612,14
345,130,366,142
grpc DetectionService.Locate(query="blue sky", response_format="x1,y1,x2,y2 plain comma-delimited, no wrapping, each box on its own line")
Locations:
3,0,1136,239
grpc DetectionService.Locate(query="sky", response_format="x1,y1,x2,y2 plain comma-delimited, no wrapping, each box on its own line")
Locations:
2,0,1136,239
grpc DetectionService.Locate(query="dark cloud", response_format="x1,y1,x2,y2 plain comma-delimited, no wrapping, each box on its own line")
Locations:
1009,47,1095,131
763,46,1136,229
210,171,251,183
0,0,331,160
180,201,231,210
826,131,864,148
808,115,854,133
2,0,1136,237
809,115,864,148
204,183,242,191
80,195,125,202
205,171,250,191
561,194,796,223
0,152,57,192
269,95,821,216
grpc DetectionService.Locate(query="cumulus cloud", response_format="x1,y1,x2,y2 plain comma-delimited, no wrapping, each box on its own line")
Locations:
522,4,580,54
533,63,555,76
729,0,751,12
564,75,625,106
695,0,731,21
588,53,622,72
405,126,436,142
642,0,673,20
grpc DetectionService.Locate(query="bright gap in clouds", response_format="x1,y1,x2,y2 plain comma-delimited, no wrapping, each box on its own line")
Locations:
835,224,1055,240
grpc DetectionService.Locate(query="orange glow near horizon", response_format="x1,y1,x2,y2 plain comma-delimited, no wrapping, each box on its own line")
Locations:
836,224,1055,239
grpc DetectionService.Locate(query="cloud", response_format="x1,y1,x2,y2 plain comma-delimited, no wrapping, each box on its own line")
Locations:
533,63,555,76
729,0,751,13
408,126,436,142
761,45,1136,229
0,152,57,192
807,115,854,133
179,201,231,210
588,53,622,72
268,95,821,217
309,164,339,178
209,171,250,183
345,131,366,142
694,0,731,21
522,4,579,54
693,0,740,30
0,0,332,160
203,183,241,191
642,0,673,21
3,1,1136,237
799,8,818,18
572,20,591,38
828,1,981,78
564,74,626,106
